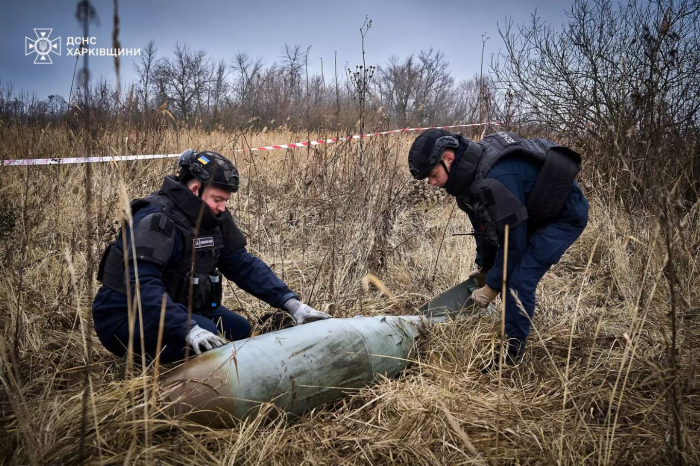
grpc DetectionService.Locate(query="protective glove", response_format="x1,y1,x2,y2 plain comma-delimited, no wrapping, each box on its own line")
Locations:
467,269,487,287
284,298,331,325
185,325,227,355
471,285,499,308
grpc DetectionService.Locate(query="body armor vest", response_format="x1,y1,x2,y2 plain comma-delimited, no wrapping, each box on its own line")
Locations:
97,177,247,315
449,131,581,245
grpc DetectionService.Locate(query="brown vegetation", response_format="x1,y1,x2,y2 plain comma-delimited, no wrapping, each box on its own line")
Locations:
2,0,699,463
0,123,698,464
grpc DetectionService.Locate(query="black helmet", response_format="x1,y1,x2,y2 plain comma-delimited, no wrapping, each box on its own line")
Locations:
178,149,239,193
408,129,459,180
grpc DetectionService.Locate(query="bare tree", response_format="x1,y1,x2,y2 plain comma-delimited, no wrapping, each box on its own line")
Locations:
3,36,492,133
133,40,157,113
493,0,700,204
230,52,264,106
209,59,229,125
230,51,266,124
451,77,481,123
374,49,453,127
153,43,211,123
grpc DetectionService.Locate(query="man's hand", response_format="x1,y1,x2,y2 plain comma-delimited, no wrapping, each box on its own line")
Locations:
284,298,331,325
185,325,227,355
467,269,487,287
471,285,499,308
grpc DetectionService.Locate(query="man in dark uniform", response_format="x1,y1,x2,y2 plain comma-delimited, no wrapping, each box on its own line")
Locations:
94,149,330,363
408,130,589,364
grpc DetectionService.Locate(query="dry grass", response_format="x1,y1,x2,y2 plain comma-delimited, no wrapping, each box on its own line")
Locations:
0,126,698,465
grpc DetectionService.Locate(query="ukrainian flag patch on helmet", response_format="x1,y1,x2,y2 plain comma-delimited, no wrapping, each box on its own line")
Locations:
197,155,210,164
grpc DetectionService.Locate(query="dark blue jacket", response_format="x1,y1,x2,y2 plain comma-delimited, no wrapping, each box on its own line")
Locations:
469,155,589,291
92,204,297,343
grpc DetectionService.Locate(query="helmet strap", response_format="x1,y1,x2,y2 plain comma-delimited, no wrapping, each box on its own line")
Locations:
440,160,450,175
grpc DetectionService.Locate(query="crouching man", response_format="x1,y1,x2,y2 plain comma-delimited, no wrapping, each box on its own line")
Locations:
408,130,589,365
93,149,330,363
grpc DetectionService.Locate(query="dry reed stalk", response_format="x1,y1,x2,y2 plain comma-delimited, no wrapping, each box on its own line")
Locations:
120,189,151,458
64,248,104,463
601,246,665,464
147,292,168,465
560,236,599,463
495,223,509,463
361,273,395,299
0,344,42,466
438,401,485,463
0,128,698,465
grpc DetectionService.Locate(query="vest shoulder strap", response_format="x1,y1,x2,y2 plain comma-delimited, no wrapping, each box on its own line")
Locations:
470,132,583,224
476,131,548,179
141,193,195,233
526,146,581,221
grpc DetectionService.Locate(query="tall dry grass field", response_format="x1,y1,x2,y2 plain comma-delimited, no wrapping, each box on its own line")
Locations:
0,126,698,465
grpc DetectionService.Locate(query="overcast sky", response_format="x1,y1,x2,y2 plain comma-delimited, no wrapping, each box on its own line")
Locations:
0,0,570,101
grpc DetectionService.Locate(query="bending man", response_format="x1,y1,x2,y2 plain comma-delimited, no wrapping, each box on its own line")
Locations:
408,130,588,364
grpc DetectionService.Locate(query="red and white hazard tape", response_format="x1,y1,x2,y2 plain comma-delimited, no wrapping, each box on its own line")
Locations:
1,122,500,166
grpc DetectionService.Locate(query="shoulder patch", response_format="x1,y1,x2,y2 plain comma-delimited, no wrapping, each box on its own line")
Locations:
193,237,215,248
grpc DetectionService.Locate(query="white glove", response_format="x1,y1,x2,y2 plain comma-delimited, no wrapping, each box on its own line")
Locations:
284,298,331,325
185,325,227,355
471,285,499,308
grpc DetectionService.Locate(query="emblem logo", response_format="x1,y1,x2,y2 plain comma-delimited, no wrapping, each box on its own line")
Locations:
25,28,61,64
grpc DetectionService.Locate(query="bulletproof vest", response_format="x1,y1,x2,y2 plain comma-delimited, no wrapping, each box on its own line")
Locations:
451,131,581,245
97,177,247,315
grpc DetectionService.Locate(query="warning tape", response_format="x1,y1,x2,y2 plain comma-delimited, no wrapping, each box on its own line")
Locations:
1,122,500,166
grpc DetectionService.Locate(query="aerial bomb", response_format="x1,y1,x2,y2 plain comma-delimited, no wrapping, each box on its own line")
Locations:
163,279,480,427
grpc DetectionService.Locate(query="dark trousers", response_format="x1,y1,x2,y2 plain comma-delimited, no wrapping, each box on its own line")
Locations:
504,218,586,355
96,305,251,364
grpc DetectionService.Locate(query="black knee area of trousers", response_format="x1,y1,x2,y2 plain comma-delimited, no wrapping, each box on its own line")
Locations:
95,305,251,364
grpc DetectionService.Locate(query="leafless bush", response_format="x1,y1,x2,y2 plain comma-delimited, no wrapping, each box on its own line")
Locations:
374,49,455,127
1,42,489,135
494,0,700,207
